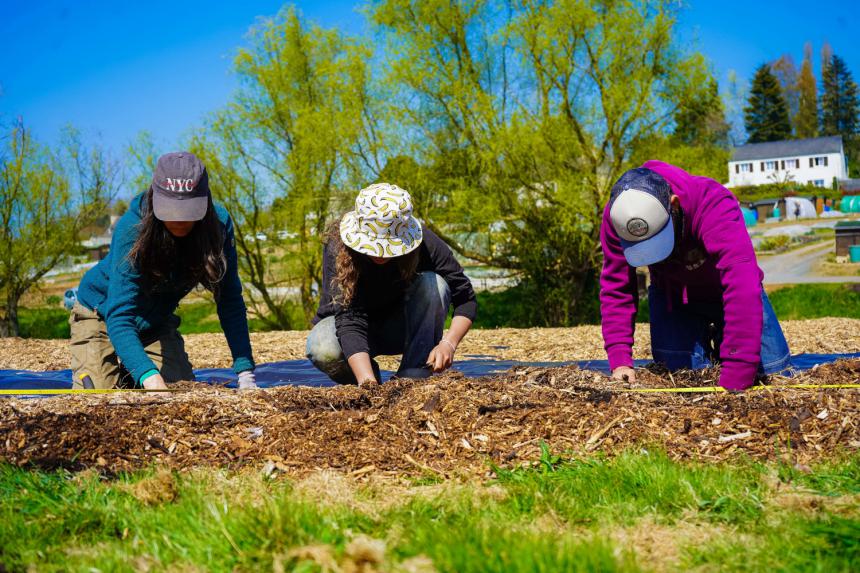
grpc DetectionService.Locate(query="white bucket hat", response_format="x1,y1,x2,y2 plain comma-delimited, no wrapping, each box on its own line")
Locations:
340,183,423,258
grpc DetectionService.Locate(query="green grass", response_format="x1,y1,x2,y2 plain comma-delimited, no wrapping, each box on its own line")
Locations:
0,450,857,572
17,308,70,339
173,301,302,334
768,283,860,320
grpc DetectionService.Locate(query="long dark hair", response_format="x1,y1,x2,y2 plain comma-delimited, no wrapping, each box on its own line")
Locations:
128,188,227,296
325,217,419,306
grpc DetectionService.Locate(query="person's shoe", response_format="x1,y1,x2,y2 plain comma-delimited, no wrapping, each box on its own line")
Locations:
394,365,434,380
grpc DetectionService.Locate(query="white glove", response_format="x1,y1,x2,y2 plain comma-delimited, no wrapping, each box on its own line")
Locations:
238,370,257,390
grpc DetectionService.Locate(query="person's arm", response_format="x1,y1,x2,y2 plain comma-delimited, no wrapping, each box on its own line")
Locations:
103,215,163,385
695,184,764,391
599,205,640,380
214,214,255,377
336,303,373,381
421,228,477,371
323,242,376,383
423,228,478,323
346,352,378,385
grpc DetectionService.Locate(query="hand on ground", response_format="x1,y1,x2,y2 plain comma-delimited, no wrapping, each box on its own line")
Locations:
611,366,636,383
142,374,169,390
427,341,455,373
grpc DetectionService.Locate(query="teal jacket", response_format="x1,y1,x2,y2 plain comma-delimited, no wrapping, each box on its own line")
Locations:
77,193,254,382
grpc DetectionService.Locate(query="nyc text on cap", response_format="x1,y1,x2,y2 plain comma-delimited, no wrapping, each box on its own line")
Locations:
151,152,211,222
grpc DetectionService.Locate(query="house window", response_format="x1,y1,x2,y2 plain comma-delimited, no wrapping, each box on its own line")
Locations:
783,158,799,169
739,163,753,173
810,156,829,167
812,179,825,187
764,161,777,171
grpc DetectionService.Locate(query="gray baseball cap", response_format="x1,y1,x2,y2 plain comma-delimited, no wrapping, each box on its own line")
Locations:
151,152,210,222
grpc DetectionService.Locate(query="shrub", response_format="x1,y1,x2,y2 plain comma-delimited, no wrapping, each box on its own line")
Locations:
758,235,791,252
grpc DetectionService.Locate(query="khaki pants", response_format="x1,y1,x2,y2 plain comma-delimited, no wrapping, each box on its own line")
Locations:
69,303,194,389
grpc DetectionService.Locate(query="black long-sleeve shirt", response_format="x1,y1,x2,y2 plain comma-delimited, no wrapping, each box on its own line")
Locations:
313,225,477,358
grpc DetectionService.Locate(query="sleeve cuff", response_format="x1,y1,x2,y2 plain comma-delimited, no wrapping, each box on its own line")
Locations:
452,299,478,321
340,340,369,360
718,361,759,391
606,345,634,371
139,369,159,384
232,357,255,375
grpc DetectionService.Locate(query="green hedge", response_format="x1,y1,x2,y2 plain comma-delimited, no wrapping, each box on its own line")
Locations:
730,182,842,202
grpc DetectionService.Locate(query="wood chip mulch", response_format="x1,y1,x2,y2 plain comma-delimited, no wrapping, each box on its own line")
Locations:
2,360,858,476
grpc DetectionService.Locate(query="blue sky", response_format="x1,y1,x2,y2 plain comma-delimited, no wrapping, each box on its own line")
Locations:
1,0,858,159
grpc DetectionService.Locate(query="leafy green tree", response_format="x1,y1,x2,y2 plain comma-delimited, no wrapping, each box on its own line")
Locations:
190,7,382,327
111,198,129,217
673,78,730,147
370,0,712,325
744,64,792,143
820,54,860,138
0,124,117,336
795,43,818,139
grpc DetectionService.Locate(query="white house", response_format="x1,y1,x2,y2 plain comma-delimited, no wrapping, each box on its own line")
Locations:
728,135,848,188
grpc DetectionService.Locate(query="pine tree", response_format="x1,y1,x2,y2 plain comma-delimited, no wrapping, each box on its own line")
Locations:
744,64,792,143
673,78,730,147
820,54,860,137
795,43,818,139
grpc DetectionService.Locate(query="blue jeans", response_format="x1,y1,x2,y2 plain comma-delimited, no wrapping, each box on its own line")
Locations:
306,272,451,384
648,285,791,374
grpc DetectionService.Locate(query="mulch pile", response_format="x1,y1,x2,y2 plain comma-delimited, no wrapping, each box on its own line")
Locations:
2,360,858,476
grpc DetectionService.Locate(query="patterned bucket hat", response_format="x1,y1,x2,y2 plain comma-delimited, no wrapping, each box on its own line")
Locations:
340,183,423,258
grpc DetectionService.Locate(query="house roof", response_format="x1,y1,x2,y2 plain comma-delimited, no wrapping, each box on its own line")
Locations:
730,136,843,161
840,179,860,192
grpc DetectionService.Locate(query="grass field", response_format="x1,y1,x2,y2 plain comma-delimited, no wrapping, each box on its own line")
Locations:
1,449,857,572
768,283,860,320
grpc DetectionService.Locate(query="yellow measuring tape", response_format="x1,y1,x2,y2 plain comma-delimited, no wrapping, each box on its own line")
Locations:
622,383,860,394
0,389,186,395
0,384,858,396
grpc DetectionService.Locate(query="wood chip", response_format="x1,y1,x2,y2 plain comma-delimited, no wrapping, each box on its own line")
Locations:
718,431,752,443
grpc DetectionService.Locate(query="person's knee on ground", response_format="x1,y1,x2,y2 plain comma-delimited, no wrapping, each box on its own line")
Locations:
306,316,363,384
306,317,344,369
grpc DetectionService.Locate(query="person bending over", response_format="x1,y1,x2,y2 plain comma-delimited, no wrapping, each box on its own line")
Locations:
307,183,476,385
600,161,791,391
70,152,256,390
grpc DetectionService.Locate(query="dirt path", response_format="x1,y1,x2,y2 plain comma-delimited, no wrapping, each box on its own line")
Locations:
760,241,860,284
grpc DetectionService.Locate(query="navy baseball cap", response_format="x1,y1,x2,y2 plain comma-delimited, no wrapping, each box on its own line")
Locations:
607,168,675,267
151,152,210,222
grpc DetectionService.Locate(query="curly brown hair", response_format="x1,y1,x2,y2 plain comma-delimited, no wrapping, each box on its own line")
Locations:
326,217,420,306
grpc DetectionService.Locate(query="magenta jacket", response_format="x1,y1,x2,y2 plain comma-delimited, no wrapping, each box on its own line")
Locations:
599,160,764,390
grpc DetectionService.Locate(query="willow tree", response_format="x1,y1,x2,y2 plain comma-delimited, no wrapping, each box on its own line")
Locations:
191,7,385,327
369,0,712,324
0,124,117,336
